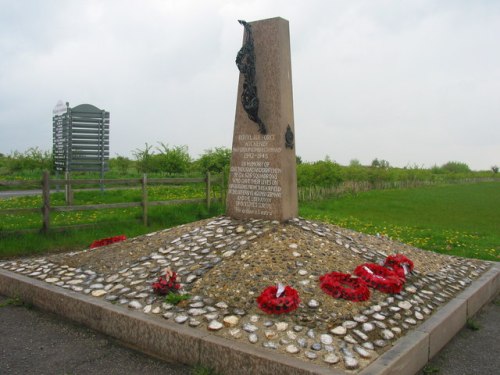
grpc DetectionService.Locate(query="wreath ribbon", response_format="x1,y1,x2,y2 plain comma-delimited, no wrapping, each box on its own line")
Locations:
384,254,414,279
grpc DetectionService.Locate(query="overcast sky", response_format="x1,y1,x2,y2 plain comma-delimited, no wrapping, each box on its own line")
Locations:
1,0,498,170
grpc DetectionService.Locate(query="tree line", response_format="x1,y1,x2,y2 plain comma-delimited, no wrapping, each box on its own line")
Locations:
0,145,497,185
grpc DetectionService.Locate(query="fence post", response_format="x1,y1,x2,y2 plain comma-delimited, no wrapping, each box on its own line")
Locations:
142,173,148,226
221,170,226,208
41,170,50,233
65,171,73,205
206,171,211,210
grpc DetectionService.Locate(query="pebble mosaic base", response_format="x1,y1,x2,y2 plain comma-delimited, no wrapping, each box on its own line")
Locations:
0,217,492,372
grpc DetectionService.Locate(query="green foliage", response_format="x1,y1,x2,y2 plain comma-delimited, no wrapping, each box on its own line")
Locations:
371,158,390,169
297,160,342,187
300,182,500,261
0,296,32,309
492,165,499,174
195,147,231,174
0,296,23,307
440,161,471,174
0,182,216,229
349,159,361,167
133,143,156,173
1,147,53,174
422,365,440,374
156,143,191,175
109,155,132,174
466,318,481,331
165,292,191,305
192,364,220,375
0,202,224,258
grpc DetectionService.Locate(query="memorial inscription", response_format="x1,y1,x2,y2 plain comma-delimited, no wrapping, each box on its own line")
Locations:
227,17,298,222
229,133,283,217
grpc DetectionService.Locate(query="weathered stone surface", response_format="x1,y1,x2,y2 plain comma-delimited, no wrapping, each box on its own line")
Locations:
223,315,239,327
207,320,223,331
128,300,142,309
320,334,333,345
91,289,107,297
227,17,297,222
323,353,340,364
0,213,494,373
331,326,347,335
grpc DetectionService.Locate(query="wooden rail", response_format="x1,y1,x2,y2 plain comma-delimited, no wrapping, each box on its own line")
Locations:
0,171,223,233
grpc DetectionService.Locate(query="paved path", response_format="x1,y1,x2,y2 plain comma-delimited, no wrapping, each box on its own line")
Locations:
0,295,191,375
1,294,498,375
418,294,500,375
0,190,45,199
0,187,133,199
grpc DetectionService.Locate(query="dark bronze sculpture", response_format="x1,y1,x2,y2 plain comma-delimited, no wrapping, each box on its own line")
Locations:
236,20,267,134
285,125,294,149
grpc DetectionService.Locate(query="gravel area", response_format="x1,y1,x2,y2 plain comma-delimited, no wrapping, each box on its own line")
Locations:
0,216,493,372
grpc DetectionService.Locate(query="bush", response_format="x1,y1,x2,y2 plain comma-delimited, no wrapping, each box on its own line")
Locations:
133,143,156,173
341,164,370,181
297,160,343,187
156,143,191,175
440,161,471,174
371,158,390,169
195,147,231,174
109,155,132,174
3,147,53,174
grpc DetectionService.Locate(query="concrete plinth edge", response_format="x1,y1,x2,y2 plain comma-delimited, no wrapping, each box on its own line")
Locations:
358,331,429,375
1,262,498,375
362,262,499,375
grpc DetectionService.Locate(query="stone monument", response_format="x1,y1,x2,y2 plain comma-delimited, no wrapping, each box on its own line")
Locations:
227,17,298,222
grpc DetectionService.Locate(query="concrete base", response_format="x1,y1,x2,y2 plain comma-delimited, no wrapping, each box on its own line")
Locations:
1,262,498,375
360,263,499,375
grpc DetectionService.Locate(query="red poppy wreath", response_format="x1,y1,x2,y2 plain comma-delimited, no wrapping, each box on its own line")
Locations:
319,272,370,302
152,267,181,295
256,284,300,314
89,235,127,249
354,263,404,294
384,254,414,279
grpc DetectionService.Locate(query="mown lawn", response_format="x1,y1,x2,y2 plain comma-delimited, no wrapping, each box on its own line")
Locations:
0,183,224,258
0,203,224,258
1,182,498,261
300,181,500,261
0,184,211,231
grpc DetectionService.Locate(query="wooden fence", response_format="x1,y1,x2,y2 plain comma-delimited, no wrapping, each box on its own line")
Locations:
0,171,224,233
297,177,499,201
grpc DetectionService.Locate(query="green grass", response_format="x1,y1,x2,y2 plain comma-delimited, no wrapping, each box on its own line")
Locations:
165,292,191,305
422,365,440,374
0,183,220,231
0,203,224,258
191,364,220,375
466,318,481,331
300,182,500,261
0,296,32,308
2,181,499,261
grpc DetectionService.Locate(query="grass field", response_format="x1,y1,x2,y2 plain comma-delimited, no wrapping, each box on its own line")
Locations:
300,181,500,261
1,182,498,262
0,203,224,258
0,183,224,258
0,184,210,231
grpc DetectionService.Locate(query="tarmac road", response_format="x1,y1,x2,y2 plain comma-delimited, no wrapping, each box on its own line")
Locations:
0,295,191,375
1,294,498,375
418,294,500,375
